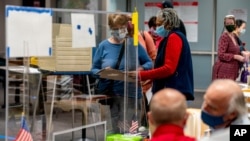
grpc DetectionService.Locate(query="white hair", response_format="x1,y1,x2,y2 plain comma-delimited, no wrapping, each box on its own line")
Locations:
227,92,247,116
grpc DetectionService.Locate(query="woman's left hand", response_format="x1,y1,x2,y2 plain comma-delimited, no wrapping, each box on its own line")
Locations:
242,51,250,62
128,71,137,79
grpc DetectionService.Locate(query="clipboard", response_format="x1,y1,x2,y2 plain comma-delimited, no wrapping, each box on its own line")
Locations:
98,68,136,82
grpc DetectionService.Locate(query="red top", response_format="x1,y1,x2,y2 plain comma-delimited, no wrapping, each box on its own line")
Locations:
151,124,196,141
139,33,182,81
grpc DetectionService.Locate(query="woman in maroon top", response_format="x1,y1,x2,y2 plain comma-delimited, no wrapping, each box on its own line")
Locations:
212,15,250,80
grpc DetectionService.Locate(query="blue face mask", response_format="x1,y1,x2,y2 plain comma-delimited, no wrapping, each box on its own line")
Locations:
155,25,169,37
201,110,225,129
240,29,246,35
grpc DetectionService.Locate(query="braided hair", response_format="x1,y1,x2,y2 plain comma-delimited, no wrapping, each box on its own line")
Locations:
156,8,180,30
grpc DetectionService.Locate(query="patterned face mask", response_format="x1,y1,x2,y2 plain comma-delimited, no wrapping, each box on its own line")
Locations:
112,28,128,41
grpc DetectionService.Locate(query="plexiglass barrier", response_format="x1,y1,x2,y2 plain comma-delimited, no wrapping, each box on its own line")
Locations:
4,5,148,141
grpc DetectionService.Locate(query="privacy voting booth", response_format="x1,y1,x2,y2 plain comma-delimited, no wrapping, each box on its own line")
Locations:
4,5,143,141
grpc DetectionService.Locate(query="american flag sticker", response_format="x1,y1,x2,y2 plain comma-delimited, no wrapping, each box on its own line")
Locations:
14,114,33,141
129,120,139,134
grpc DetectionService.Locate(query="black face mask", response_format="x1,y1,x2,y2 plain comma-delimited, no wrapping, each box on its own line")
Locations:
225,25,235,32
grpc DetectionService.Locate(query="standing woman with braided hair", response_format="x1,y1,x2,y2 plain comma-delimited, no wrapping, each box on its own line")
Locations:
129,8,194,101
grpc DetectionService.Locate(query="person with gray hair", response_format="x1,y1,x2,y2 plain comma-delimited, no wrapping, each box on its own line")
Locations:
199,79,250,141
130,8,194,101
156,0,187,36
148,88,196,141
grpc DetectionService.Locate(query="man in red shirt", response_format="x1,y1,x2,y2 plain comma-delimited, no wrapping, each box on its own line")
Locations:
147,88,196,141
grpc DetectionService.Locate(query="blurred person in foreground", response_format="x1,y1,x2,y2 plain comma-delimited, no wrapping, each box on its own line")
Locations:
148,88,196,141
199,79,250,141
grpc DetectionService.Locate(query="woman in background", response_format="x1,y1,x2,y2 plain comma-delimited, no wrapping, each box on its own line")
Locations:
147,16,162,48
212,15,249,80
234,19,247,51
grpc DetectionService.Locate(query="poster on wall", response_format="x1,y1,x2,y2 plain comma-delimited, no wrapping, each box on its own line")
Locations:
144,0,198,42
144,2,161,31
174,0,198,42
71,13,96,48
60,0,99,38
228,9,248,22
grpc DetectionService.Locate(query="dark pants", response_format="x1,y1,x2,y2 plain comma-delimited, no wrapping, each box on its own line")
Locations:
106,96,142,133
141,94,149,127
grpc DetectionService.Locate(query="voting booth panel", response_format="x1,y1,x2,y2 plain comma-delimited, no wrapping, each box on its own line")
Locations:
5,5,142,141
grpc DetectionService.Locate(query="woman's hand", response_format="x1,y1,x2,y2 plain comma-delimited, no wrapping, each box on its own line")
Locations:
241,51,250,57
128,71,137,79
242,51,250,62
234,54,246,62
137,66,144,71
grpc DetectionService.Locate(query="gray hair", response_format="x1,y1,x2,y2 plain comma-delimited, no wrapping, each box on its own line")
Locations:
156,8,180,30
227,92,248,116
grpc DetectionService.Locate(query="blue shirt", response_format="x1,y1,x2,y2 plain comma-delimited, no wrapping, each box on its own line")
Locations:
91,38,153,98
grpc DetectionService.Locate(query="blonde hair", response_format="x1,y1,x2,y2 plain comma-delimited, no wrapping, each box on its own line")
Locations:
108,14,128,29
224,15,235,25
156,8,180,30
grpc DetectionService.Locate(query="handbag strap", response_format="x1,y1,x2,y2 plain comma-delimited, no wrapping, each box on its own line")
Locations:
108,41,125,88
114,41,125,69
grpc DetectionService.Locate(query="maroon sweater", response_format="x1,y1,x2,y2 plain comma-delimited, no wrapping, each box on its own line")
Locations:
212,32,241,80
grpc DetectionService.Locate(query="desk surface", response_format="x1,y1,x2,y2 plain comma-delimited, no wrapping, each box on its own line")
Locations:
0,66,40,74
42,70,93,75
0,67,93,75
